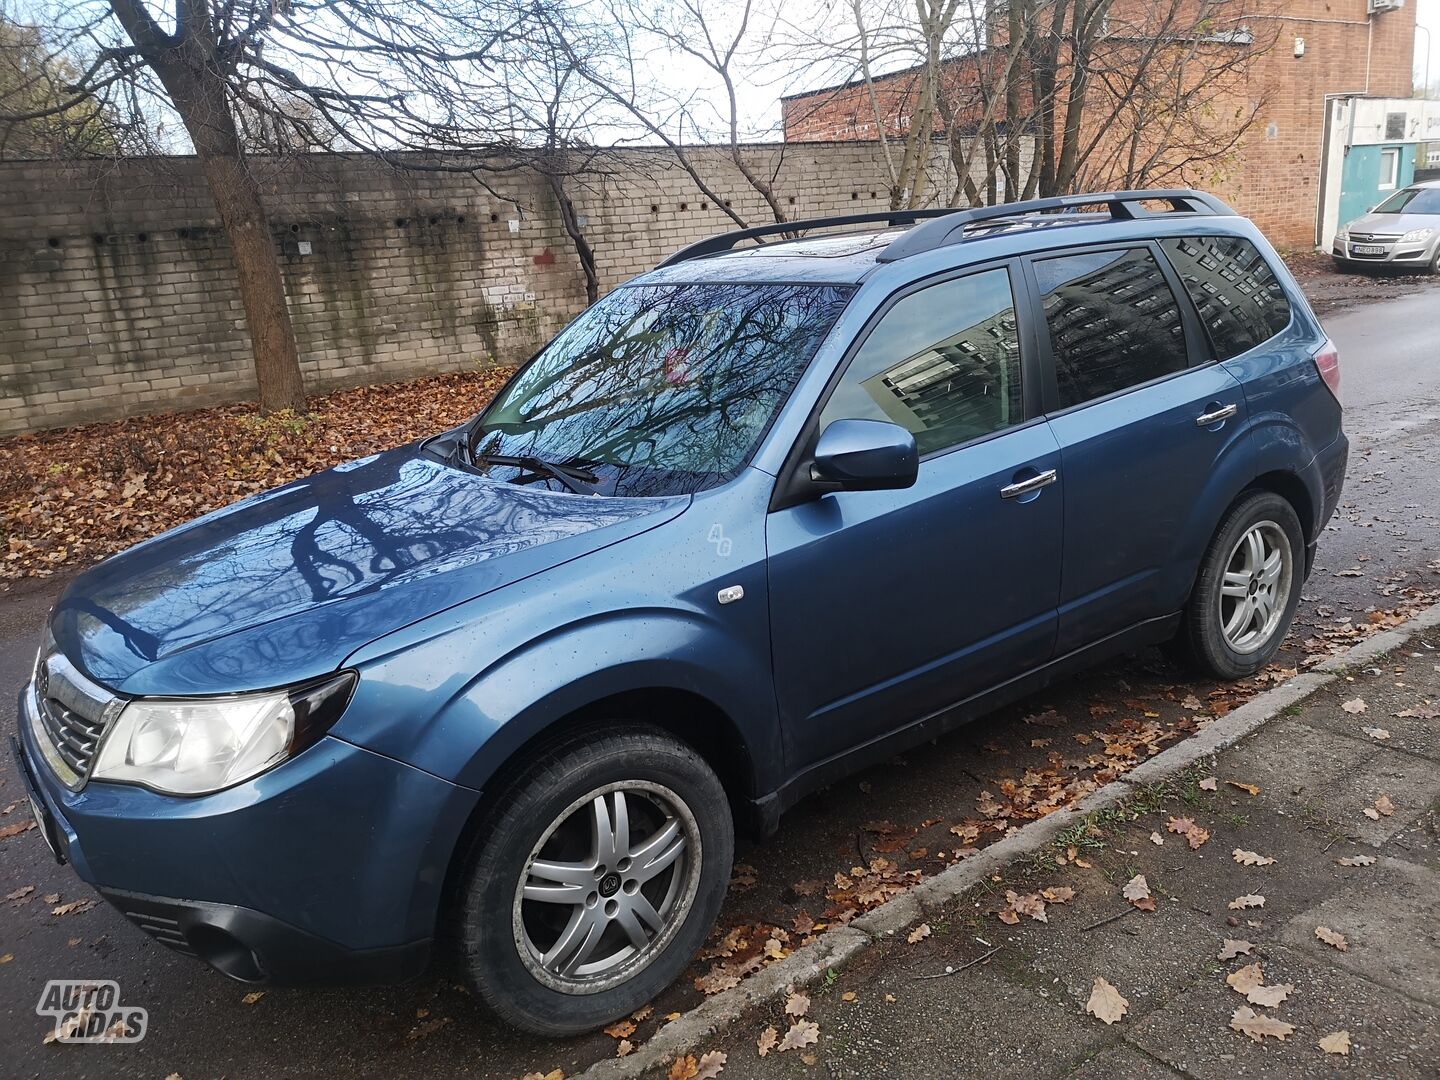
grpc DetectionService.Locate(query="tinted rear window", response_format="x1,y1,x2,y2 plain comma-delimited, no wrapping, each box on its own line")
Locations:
1160,236,1291,361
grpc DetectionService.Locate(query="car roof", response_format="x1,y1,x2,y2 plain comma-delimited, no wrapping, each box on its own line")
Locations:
634,199,1257,288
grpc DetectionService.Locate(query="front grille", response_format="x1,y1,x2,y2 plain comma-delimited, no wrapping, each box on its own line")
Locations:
31,648,122,789
36,694,106,776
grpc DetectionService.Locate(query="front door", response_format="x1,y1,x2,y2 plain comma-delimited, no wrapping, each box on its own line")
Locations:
766,266,1064,773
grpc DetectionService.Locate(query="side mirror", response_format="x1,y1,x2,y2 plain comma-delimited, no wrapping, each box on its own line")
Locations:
810,419,918,492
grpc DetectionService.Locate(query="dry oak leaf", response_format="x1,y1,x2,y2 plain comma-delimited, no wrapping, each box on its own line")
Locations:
1085,977,1129,1025
0,821,36,841
667,1056,699,1080
1318,1030,1351,1056
907,923,932,944
0,954,12,964
975,790,1007,819
694,1051,727,1079
51,899,94,916
1226,780,1261,796
1362,726,1391,741
5,885,35,901
1395,704,1439,719
1315,926,1349,951
1230,1005,1295,1043
1363,794,1396,820
1233,849,1277,866
616,1040,633,1058
241,991,265,1005
1341,698,1368,715
520,1072,563,1080
840,991,857,1002
1246,982,1294,1008
784,989,810,1019
1337,854,1377,867
1218,939,1255,960
1227,962,1265,995
1122,874,1156,912
1228,894,1266,910
1041,886,1075,904
1167,816,1210,849
1149,831,1164,846
777,1019,820,1053
756,1026,778,1057
1199,777,1219,791
603,1019,637,1040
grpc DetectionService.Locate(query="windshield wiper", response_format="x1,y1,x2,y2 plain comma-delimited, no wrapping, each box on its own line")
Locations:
473,452,600,496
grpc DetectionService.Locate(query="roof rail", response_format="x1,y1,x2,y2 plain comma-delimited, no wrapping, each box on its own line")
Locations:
875,188,1236,263
657,208,963,268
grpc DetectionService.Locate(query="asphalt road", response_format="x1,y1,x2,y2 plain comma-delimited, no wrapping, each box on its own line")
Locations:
0,284,1437,1079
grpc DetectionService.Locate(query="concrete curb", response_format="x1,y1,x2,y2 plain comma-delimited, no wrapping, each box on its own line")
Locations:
573,600,1440,1079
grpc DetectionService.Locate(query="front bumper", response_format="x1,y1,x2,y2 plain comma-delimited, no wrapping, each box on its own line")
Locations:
1331,236,1438,266
15,681,479,986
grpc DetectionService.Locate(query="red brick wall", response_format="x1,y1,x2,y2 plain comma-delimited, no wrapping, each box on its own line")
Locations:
782,1,1417,247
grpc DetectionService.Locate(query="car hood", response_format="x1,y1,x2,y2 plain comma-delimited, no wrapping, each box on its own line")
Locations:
50,443,686,696
1344,211,1438,236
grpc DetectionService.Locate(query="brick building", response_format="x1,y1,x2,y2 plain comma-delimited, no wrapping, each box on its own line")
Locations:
781,0,1417,247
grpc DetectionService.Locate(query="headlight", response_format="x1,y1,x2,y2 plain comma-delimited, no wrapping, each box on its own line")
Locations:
1400,227,1434,243
92,672,356,795
1334,225,1348,240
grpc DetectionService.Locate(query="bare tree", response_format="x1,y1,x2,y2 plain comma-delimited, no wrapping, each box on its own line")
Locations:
1,0,540,414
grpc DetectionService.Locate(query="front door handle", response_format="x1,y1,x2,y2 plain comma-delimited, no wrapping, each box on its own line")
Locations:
1195,403,1238,427
1000,468,1058,500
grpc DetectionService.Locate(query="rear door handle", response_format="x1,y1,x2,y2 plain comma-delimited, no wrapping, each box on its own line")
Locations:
1195,403,1238,427
1000,469,1058,499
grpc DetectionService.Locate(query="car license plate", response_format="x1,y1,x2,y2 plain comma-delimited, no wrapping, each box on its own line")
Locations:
1352,244,1385,256
27,793,59,859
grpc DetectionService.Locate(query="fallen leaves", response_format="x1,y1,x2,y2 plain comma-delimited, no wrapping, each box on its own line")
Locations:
1085,977,1128,1025
603,1019,636,1040
1166,816,1210,849
756,1026,778,1057
1362,794,1396,820
0,821,37,841
1318,1030,1351,1055
0,368,519,578
1315,926,1349,952
50,899,95,916
1226,962,1265,995
906,923,931,944
1218,939,1255,960
666,1051,726,1080
1232,849,1276,867
5,885,35,902
1361,726,1391,741
1199,777,1218,791
1230,1005,1295,1043
240,991,265,1005
1226,780,1261,796
1340,698,1368,715
784,989,809,1019
777,1021,819,1053
1227,894,1265,910
1337,854,1376,867
1395,704,1439,719
1122,875,1156,912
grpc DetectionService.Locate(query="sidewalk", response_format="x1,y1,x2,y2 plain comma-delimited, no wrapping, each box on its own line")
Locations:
672,626,1440,1079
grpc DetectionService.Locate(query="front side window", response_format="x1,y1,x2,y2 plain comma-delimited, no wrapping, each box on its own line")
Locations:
469,282,853,496
818,268,1023,456
1034,247,1189,410
1160,236,1291,361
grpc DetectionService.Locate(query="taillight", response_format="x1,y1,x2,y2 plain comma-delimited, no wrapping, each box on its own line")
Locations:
1313,338,1340,401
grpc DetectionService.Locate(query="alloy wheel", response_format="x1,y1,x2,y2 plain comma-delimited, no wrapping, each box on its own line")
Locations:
1216,520,1293,654
512,780,702,994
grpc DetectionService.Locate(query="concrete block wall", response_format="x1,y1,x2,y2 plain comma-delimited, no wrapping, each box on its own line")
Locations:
0,142,990,434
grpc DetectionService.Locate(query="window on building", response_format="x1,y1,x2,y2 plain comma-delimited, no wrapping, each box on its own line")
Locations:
1379,148,1400,190
1160,237,1291,361
1033,248,1189,409
819,269,1023,455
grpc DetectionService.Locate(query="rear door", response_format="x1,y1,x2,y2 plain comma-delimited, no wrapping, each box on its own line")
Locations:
1025,243,1250,655
766,264,1064,772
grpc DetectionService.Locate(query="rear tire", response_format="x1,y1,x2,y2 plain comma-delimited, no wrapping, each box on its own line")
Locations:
451,725,733,1036
1171,491,1305,680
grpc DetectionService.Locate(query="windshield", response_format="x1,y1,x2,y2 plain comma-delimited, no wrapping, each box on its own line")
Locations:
1372,187,1440,215
466,281,853,497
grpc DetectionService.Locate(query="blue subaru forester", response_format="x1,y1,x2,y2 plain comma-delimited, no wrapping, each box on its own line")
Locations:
16,190,1346,1034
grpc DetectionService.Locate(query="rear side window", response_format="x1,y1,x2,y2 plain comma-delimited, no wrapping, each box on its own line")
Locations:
1033,247,1189,410
1160,236,1292,361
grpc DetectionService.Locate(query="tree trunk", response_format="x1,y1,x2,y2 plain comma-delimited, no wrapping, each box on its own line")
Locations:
107,0,307,414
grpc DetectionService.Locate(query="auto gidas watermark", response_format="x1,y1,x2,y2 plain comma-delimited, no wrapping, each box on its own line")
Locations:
36,980,148,1044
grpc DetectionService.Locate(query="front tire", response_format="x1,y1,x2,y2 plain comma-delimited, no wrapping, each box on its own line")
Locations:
1172,491,1305,680
452,725,733,1036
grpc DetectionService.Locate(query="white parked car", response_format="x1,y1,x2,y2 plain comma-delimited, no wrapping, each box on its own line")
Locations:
1332,180,1440,273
